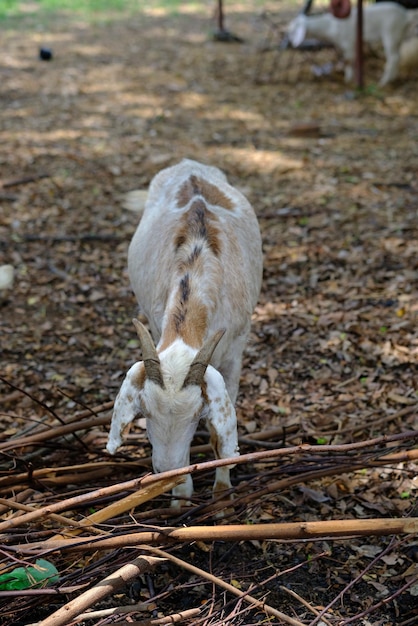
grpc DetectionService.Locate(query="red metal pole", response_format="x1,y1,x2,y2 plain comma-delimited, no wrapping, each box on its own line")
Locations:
355,0,363,88
217,0,224,32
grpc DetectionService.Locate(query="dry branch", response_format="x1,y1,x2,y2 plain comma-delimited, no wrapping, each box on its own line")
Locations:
0,462,146,492
37,554,164,626
2,429,416,533
0,474,182,541
12,517,418,554
0,489,36,516
1,173,50,188
109,608,202,625
51,475,184,540
0,415,110,453
280,586,334,626
72,600,156,621
0,475,154,532
0,498,89,531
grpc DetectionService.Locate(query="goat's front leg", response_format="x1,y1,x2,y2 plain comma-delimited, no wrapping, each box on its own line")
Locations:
380,51,400,86
205,366,239,497
171,474,193,509
344,58,354,83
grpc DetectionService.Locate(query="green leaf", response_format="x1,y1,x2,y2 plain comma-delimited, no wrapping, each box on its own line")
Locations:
0,559,59,591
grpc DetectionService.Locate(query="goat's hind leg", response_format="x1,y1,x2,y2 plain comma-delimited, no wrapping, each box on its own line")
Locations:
380,29,403,86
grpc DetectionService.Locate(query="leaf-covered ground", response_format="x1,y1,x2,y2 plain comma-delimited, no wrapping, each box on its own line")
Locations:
1,2,417,625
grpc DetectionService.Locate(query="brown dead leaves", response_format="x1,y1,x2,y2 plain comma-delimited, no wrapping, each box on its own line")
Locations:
0,2,417,624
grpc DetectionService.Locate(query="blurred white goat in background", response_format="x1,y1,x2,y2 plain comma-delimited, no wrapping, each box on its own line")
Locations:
107,159,263,505
288,2,418,85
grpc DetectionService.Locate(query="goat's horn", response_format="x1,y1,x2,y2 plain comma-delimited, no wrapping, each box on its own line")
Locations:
132,319,164,387
183,329,225,388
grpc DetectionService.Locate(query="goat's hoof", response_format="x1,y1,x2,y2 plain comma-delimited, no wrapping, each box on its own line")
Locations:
213,483,235,518
170,498,191,510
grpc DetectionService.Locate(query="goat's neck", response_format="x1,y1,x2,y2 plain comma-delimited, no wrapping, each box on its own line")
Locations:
159,281,210,350
159,195,224,351
159,247,221,352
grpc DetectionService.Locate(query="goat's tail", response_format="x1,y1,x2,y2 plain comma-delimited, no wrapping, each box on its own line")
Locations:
122,189,148,215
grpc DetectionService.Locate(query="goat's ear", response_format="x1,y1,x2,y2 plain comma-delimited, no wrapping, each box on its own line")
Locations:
289,20,306,47
204,366,239,461
106,362,143,454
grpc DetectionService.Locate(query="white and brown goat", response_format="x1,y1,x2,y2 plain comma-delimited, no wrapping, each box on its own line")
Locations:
107,159,263,504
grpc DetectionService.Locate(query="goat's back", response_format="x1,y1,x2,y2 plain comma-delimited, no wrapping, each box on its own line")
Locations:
127,159,263,345
297,3,409,49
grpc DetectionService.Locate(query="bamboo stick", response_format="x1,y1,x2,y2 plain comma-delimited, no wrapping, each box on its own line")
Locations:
2,430,417,532
37,555,164,626
14,517,418,554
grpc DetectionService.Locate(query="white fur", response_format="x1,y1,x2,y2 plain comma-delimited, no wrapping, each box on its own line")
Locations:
288,4,417,85
107,159,263,504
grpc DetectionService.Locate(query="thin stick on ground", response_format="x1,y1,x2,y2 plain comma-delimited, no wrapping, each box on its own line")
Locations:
2,173,50,188
340,574,418,625
280,586,334,626
0,473,159,532
142,546,308,626
108,607,202,625
0,497,95,532
71,600,156,621
0,415,111,453
307,536,403,626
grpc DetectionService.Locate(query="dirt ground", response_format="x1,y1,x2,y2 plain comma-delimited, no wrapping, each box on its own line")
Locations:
1,2,418,625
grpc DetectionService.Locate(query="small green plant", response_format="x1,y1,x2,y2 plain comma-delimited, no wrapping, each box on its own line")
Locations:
0,559,59,591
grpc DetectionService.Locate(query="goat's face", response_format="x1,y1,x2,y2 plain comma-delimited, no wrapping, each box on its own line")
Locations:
288,15,307,48
140,377,206,474
107,320,226,474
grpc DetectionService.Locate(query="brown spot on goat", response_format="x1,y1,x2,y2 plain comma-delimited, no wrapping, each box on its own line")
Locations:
176,176,196,207
175,200,221,257
198,177,234,211
160,283,208,350
180,273,191,304
201,378,209,405
188,244,202,265
131,362,146,389
175,299,208,348
176,175,234,211
210,429,222,460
